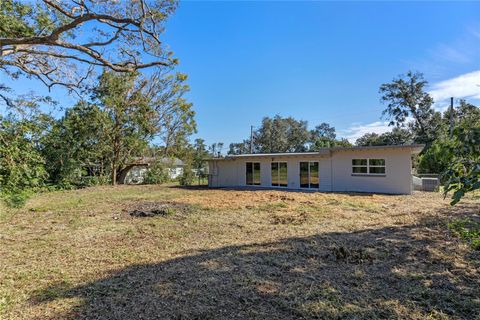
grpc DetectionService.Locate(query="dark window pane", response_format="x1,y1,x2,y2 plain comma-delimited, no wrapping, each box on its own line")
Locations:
300,162,309,188
352,166,368,174
309,162,319,188
271,162,278,186
369,167,385,174
253,162,261,185
352,159,367,166
279,162,288,187
369,159,385,166
246,162,253,185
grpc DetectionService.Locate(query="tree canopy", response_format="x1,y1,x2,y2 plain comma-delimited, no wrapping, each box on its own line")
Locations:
0,0,177,90
379,71,441,144
228,116,352,154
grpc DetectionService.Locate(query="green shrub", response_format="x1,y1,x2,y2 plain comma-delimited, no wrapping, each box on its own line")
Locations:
1,189,32,208
448,218,480,250
179,162,195,186
144,161,170,184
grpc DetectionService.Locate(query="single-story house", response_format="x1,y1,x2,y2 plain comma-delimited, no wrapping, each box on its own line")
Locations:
122,157,184,184
207,144,424,194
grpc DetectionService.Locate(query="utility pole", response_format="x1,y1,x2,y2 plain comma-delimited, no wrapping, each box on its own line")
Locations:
250,125,254,154
449,97,454,138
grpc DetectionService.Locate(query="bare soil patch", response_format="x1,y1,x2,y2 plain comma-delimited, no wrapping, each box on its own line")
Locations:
126,201,192,218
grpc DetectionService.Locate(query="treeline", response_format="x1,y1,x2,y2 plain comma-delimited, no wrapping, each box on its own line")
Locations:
228,72,479,204
0,0,212,207
228,117,351,155
0,71,209,207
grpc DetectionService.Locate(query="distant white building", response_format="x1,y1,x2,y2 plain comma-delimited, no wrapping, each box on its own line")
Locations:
122,157,184,184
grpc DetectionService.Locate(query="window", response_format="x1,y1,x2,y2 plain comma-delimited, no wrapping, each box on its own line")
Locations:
368,159,385,174
352,159,385,175
246,162,261,185
271,162,288,187
300,161,319,188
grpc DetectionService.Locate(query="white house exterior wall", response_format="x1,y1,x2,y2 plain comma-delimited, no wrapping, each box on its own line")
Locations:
330,148,412,194
208,147,415,194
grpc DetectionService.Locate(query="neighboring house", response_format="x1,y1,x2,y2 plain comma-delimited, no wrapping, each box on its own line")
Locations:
121,157,184,184
161,157,184,179
208,145,424,194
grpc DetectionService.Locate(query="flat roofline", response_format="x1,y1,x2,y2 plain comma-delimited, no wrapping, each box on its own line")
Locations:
206,144,425,160
331,144,424,153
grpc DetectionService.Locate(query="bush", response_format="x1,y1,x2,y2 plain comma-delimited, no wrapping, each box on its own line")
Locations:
1,189,32,208
179,162,195,186
448,218,480,250
417,137,453,176
144,161,170,184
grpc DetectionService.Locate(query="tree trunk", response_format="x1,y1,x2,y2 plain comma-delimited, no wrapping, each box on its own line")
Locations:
112,165,117,185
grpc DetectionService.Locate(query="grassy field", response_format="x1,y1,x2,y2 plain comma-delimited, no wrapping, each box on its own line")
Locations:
0,185,479,320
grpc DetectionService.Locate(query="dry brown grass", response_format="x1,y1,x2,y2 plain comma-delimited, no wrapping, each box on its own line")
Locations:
0,185,479,319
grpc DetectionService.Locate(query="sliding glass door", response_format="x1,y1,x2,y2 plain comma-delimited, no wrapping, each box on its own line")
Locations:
271,162,288,187
246,162,261,185
299,161,319,189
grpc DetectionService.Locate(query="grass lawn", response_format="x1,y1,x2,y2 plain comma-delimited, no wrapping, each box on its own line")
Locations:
1,185,479,319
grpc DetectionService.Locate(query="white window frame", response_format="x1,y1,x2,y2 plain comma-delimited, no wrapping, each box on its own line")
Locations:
352,158,386,176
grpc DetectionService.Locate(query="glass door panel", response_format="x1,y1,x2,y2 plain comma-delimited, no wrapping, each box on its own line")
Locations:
300,161,319,188
279,162,288,187
271,162,279,186
309,162,319,188
300,162,309,188
246,162,253,185
253,162,261,185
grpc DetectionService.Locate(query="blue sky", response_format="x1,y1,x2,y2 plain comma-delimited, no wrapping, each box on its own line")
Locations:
165,1,480,145
4,1,480,146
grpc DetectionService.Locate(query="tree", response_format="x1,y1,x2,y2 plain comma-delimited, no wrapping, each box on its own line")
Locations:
379,71,440,144
418,101,480,175
254,115,310,153
228,140,251,155
416,136,454,175
309,122,337,149
93,71,155,185
41,101,111,186
193,138,209,172
0,0,178,90
311,122,336,140
355,132,382,146
229,118,351,154
379,127,412,145
0,92,56,206
0,113,49,207
92,70,195,185
334,138,353,147
443,121,480,205
355,128,412,147
209,142,224,157
150,72,196,156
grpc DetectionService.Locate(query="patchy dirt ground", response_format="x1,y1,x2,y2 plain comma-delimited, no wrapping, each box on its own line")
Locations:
0,185,479,319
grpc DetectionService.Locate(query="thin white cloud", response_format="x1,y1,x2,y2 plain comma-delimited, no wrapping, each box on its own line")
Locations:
429,70,480,107
340,121,391,143
435,44,472,64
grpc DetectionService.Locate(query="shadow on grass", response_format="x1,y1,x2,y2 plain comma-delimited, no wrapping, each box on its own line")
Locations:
32,217,479,320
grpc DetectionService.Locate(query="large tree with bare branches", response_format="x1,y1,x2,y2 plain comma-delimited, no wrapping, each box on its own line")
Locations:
0,0,177,91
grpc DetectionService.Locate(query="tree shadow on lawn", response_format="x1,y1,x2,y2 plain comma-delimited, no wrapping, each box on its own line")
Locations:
33,216,480,320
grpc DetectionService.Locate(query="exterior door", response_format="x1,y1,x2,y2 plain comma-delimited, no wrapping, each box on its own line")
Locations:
299,161,319,189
